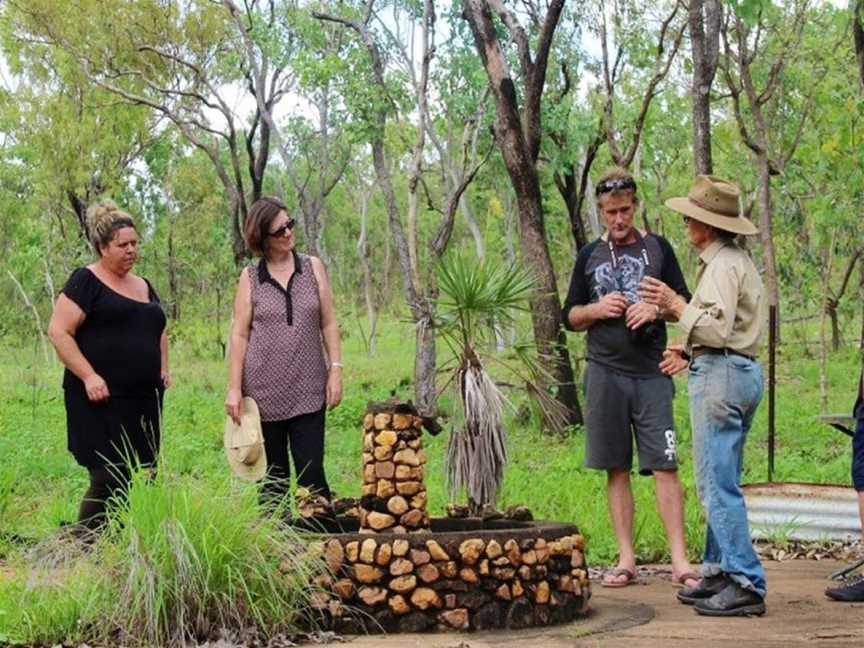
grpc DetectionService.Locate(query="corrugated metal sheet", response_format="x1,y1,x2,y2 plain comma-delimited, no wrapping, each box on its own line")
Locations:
743,482,861,541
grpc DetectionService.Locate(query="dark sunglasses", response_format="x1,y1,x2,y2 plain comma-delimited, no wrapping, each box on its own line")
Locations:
596,178,637,196
268,218,296,238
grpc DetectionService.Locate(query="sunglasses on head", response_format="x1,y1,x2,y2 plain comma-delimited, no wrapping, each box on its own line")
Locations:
268,218,296,238
596,178,637,196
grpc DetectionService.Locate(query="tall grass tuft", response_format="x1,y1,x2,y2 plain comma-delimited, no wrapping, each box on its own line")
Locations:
0,469,322,646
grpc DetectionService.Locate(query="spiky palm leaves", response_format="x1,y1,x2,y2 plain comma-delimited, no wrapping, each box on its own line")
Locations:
437,256,534,516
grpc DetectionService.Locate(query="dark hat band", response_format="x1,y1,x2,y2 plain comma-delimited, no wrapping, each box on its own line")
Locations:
688,193,739,217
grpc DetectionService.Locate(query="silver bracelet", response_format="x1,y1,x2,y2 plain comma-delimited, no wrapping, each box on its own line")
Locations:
330,361,344,369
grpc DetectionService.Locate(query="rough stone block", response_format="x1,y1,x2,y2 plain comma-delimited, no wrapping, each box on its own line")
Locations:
459,538,486,565
333,578,354,600
353,564,384,584
373,413,391,430
410,548,431,565
362,413,374,430
366,512,396,531
376,480,396,498
396,480,422,496
426,540,449,561
392,539,410,557
401,509,425,528
410,587,442,610
356,585,387,606
389,574,417,593
376,542,392,566
345,541,359,562
393,448,420,466
438,607,469,630
387,495,409,515
417,563,439,583
389,558,414,576
472,601,504,630
485,539,503,560
388,594,410,615
324,539,344,573
373,445,393,461
374,429,398,447
359,538,377,564
392,413,412,430
375,461,395,479
460,567,478,583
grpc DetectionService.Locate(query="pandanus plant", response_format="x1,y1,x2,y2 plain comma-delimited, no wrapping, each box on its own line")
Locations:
436,255,535,516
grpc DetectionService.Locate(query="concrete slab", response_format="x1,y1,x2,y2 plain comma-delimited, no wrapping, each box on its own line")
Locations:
338,560,864,647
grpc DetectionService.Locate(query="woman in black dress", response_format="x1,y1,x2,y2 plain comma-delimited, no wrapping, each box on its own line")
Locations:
47,200,169,532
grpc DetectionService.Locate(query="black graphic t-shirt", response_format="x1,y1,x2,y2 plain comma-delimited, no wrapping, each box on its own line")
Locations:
562,233,691,377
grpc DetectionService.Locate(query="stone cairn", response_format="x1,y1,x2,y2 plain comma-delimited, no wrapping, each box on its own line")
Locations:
314,530,590,633
359,402,430,534
306,402,591,633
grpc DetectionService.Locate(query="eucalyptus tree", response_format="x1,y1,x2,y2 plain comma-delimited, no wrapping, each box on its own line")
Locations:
461,0,583,427
314,0,489,418
688,0,722,174
720,0,815,324
6,0,293,264
594,0,687,171
224,0,352,261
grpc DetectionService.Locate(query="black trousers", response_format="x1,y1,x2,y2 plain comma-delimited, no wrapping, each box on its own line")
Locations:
77,465,132,531
260,406,331,504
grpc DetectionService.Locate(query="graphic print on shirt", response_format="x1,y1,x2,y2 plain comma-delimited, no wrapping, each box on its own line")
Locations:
592,254,645,304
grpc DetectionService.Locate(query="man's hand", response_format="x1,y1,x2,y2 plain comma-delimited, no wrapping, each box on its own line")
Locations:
593,292,628,320
625,301,659,330
659,345,689,376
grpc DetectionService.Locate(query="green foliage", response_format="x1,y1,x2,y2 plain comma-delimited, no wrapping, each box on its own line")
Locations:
0,469,320,646
436,254,535,353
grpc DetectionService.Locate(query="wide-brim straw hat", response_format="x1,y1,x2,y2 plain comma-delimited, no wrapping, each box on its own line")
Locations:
664,175,759,235
224,397,267,481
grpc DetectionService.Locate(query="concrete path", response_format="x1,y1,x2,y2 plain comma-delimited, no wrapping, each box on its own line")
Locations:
340,559,864,647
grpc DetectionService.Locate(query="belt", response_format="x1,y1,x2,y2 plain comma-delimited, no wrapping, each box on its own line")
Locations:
691,346,757,362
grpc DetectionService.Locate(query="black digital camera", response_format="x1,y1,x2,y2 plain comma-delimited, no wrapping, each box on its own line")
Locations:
628,320,663,346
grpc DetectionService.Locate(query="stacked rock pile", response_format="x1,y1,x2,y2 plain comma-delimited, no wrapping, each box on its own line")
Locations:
313,530,590,633
360,403,430,534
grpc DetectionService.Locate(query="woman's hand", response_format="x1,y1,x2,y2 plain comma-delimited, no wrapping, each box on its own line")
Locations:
659,345,689,376
161,369,172,389
639,276,677,310
84,373,110,402
326,368,342,410
225,388,242,424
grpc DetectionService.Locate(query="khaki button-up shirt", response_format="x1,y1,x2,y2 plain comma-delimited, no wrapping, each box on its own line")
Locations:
679,239,764,357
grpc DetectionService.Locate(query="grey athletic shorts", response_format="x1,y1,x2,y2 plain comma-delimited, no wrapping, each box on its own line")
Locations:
583,361,678,475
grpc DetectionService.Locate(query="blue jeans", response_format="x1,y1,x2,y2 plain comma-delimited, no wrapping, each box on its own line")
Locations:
689,352,766,597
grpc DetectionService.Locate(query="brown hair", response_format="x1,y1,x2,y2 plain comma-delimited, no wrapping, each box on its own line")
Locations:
244,196,288,257
595,167,639,208
85,200,136,255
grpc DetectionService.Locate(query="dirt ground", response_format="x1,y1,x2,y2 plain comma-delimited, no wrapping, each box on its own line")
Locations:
339,559,864,648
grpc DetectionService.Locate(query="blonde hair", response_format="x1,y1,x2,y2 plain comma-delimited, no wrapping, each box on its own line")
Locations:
86,200,136,254
595,166,639,208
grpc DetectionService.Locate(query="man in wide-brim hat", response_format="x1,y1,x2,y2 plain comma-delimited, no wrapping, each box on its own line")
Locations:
639,175,768,617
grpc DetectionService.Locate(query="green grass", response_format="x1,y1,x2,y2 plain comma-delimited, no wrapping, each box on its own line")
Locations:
0,313,861,643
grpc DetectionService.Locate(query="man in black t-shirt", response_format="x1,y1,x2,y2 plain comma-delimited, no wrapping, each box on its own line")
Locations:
562,168,696,589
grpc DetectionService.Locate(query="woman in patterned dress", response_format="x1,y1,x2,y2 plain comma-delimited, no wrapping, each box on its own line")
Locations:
225,197,342,505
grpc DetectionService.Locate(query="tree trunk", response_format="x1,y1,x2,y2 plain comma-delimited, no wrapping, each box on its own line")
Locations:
690,0,722,174
756,155,780,335
167,212,179,321
357,184,378,355
462,0,581,427
855,0,864,93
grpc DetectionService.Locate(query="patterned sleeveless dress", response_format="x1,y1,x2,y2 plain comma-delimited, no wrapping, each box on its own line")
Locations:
242,252,328,422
